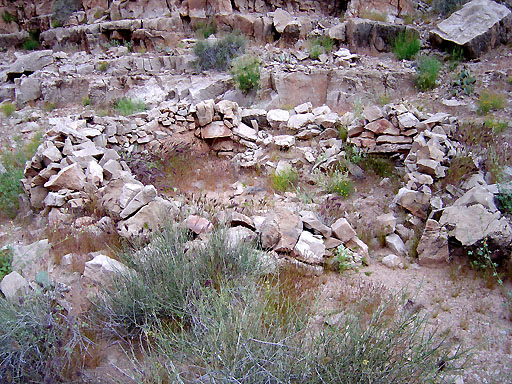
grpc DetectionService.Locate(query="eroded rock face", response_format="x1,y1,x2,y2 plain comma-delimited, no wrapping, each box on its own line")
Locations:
430,0,512,58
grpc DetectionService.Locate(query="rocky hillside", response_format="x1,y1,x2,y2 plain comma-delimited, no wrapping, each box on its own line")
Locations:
0,0,511,383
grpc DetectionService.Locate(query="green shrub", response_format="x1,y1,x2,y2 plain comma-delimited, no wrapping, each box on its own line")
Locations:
112,97,147,116
0,247,12,281
194,32,246,71
194,20,216,38
133,283,466,383
337,123,348,141
452,68,475,96
98,61,108,72
335,244,355,273
0,133,42,218
0,287,91,383
315,168,354,198
2,11,18,24
271,166,298,192
393,31,421,60
496,182,512,215
485,119,508,134
308,36,334,60
82,97,90,106
1,102,16,118
230,54,261,93
22,37,39,51
92,225,264,338
477,91,506,115
415,55,441,91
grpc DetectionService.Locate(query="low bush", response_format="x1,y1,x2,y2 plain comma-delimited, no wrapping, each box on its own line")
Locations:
415,55,441,91
230,54,261,93
485,118,508,134
441,152,477,189
451,68,475,96
194,32,246,71
92,225,263,338
112,97,147,116
194,19,216,38
308,36,334,60
22,37,39,51
97,61,108,72
0,134,42,218
0,247,12,281
1,102,16,118
477,91,506,115
0,286,91,383
314,168,354,198
271,166,298,192
360,155,395,177
393,31,420,60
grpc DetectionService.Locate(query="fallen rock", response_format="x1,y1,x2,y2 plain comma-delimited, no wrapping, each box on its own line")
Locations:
202,121,232,139
226,226,257,247
260,216,281,250
274,209,303,253
430,0,512,58
395,187,430,219
0,271,29,301
196,99,215,126
44,163,86,191
294,231,326,264
288,113,314,130
119,185,157,219
83,254,130,285
331,218,356,243
274,135,295,149
382,254,401,269
267,109,290,129
386,233,407,256
7,50,54,79
300,211,332,238
185,215,213,235
417,219,450,266
376,213,396,235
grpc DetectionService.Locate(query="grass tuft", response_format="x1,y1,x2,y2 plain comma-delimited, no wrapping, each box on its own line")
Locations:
393,31,420,60
1,102,16,118
415,55,441,91
194,32,246,71
112,97,147,116
230,54,261,93
477,91,506,115
271,166,298,192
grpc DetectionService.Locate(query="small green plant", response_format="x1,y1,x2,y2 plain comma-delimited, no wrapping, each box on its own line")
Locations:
496,182,512,215
477,91,506,115
449,46,465,69
415,55,441,91
377,94,391,106
230,54,261,93
1,102,16,118
441,152,477,188
314,168,354,198
485,118,508,134
112,97,147,116
271,166,298,192
336,123,348,141
2,11,18,24
359,10,388,22
0,247,12,281
194,19,216,38
194,32,246,71
44,102,57,112
393,31,420,60
22,37,39,51
452,68,475,96
308,36,334,60
82,97,90,106
335,245,354,273
98,61,108,72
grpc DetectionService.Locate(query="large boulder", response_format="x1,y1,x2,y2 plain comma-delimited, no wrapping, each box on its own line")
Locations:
7,50,54,80
430,0,512,58
294,231,326,264
417,219,450,266
273,209,303,253
0,271,29,301
83,254,131,285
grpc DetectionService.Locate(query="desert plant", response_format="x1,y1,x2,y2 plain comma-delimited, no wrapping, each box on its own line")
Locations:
308,36,334,60
112,97,147,116
0,286,91,383
1,102,16,118
194,32,246,71
22,37,39,51
360,155,395,177
485,118,508,134
230,54,261,93
82,97,90,106
496,182,512,215
415,55,441,90
441,152,477,188
92,225,264,338
0,247,12,281
0,133,42,218
194,19,216,38
2,11,18,24
335,244,355,273
477,91,506,115
452,68,475,96
393,31,421,60
97,61,108,72
271,166,298,192
336,122,348,141
314,168,354,198
315,195,345,226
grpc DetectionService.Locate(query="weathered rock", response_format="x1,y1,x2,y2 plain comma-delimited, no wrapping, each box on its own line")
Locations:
440,204,512,247
43,192,66,207
44,163,86,191
202,121,232,139
346,18,417,52
260,216,280,250
42,142,62,166
430,0,512,58
241,108,268,128
397,112,420,129
118,198,179,239
288,113,314,130
7,50,54,78
227,226,257,247
331,218,356,243
233,123,258,142
453,185,498,212
15,77,42,104
274,209,303,253
86,160,103,186
416,158,446,178
328,23,346,41
376,213,396,235
185,215,213,235
274,135,295,149
103,159,123,179
345,236,369,259
11,239,50,276
363,105,384,122
294,231,326,264
83,254,130,285
267,109,290,129
417,219,450,266
120,185,157,219
0,271,29,301
294,102,312,114
195,99,215,126
300,211,332,238
382,254,401,269
386,233,407,256
365,118,395,134
395,187,430,219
